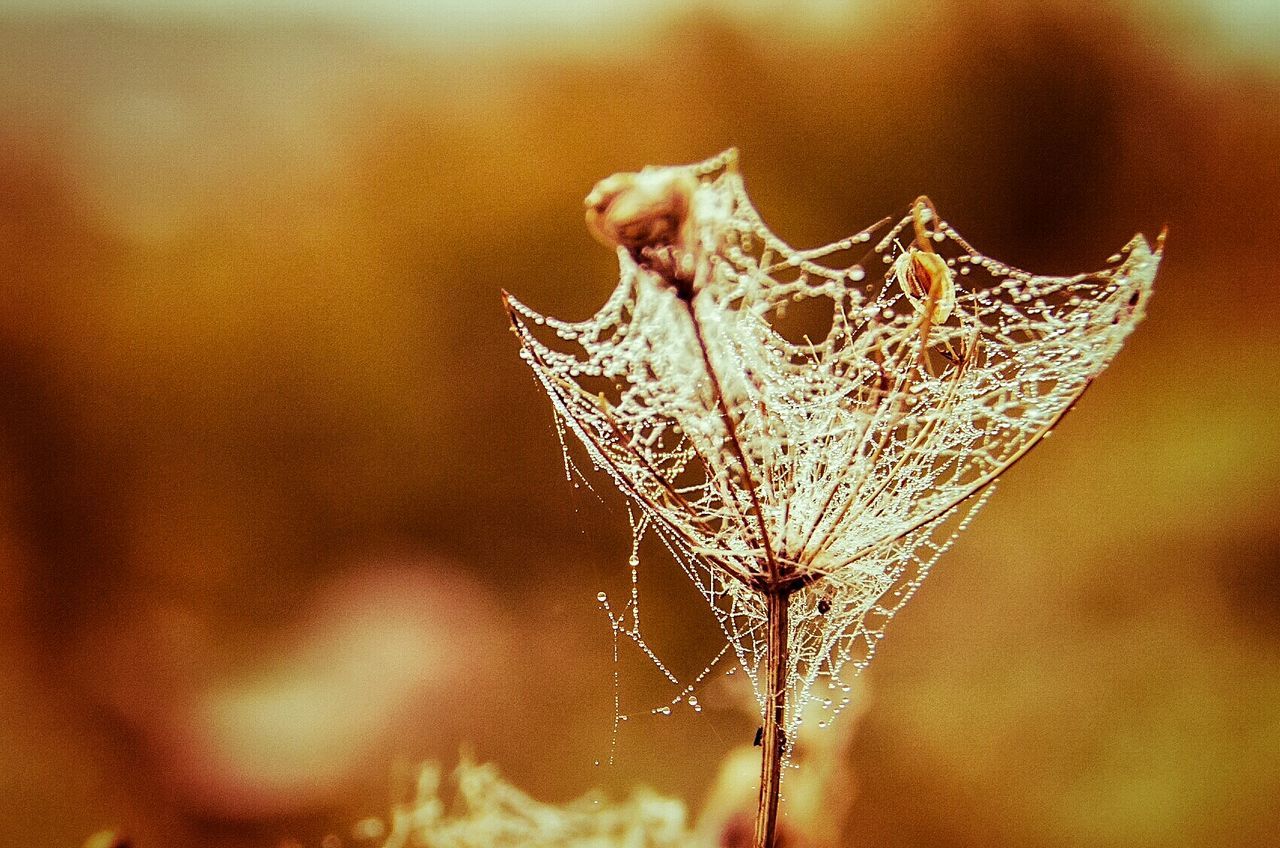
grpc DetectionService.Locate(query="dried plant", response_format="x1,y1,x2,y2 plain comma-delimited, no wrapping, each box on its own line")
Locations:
503,149,1162,848
367,759,688,848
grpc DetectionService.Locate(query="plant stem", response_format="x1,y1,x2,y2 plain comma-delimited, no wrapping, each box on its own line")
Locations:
754,587,790,848
682,296,778,574
679,288,790,847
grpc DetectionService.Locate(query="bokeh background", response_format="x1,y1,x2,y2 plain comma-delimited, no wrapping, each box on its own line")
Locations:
1,0,1278,846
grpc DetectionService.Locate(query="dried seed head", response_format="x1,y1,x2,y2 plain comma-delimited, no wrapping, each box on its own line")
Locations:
508,150,1161,750
894,247,955,323
584,165,734,298
584,166,697,254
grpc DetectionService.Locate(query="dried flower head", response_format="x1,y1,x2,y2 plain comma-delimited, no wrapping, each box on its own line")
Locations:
504,149,1161,811
584,167,697,253
584,164,732,298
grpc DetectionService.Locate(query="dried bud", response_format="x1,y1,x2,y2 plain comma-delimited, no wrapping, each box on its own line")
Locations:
584,167,697,253
894,247,955,324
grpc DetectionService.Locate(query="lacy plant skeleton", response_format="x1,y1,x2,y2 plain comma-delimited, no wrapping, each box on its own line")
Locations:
503,149,1162,848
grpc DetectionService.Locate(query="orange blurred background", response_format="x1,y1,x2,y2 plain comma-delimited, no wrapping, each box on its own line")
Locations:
1,1,1277,846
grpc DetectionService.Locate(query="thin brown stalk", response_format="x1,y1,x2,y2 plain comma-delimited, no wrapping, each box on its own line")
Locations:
754,588,790,848
682,296,780,584
680,292,789,848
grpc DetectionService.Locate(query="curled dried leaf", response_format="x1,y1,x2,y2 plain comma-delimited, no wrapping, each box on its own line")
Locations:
894,247,956,324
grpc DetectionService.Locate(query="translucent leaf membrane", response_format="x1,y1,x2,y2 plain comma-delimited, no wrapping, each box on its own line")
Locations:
505,149,1161,745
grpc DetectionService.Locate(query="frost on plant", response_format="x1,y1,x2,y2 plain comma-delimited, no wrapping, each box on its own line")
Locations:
503,149,1162,749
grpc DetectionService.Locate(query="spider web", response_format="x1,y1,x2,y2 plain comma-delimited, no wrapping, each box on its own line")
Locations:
505,149,1162,751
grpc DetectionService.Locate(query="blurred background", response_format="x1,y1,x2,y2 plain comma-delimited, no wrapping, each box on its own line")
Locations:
0,0,1277,846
